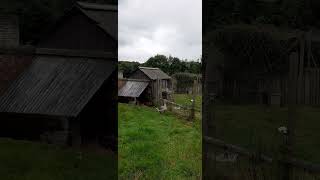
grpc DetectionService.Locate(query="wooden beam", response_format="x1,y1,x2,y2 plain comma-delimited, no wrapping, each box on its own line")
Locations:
0,45,35,55
204,136,273,163
118,78,150,82
36,48,116,59
0,46,117,60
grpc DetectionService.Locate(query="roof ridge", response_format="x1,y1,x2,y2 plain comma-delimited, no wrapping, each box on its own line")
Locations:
139,66,160,70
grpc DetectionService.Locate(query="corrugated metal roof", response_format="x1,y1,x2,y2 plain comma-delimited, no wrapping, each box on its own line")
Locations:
118,80,149,98
139,67,171,80
77,2,117,40
0,55,115,117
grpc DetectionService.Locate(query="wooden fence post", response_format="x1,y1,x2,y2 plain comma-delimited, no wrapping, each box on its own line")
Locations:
282,52,299,180
189,80,197,121
69,118,81,148
203,92,216,180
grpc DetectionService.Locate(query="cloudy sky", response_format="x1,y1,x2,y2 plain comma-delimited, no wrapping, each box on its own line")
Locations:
119,0,202,63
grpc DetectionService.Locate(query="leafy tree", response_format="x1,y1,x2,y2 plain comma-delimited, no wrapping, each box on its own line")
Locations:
205,0,320,31
143,55,170,73
119,55,201,77
168,56,186,75
143,55,201,76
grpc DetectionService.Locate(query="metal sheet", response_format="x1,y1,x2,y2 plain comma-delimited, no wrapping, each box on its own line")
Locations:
118,81,149,98
0,55,115,117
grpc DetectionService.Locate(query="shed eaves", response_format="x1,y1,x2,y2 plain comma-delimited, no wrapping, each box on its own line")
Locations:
0,55,115,117
138,67,171,80
118,80,149,98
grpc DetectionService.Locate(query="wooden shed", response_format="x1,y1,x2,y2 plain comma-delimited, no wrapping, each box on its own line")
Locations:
118,67,172,106
0,48,117,148
0,2,117,149
38,1,117,52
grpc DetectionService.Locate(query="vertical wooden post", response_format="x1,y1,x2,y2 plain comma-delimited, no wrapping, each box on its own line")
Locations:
156,79,161,106
283,52,299,180
189,80,197,121
307,31,312,68
69,118,81,148
204,92,216,180
297,35,305,104
134,97,137,105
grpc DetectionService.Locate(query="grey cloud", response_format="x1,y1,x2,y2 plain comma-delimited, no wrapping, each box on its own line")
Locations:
119,0,202,63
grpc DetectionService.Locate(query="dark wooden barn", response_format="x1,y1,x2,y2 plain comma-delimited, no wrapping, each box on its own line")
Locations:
118,67,172,105
38,1,117,52
0,48,116,147
0,2,117,149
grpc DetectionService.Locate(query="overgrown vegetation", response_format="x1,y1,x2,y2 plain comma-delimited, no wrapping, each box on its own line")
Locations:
118,102,201,179
0,138,117,180
172,73,201,94
206,0,320,31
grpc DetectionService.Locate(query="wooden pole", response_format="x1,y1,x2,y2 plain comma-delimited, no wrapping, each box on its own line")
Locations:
69,118,81,148
203,91,216,180
283,52,299,180
189,80,197,121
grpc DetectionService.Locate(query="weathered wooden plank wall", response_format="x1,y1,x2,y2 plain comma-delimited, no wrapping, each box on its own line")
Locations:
221,68,320,105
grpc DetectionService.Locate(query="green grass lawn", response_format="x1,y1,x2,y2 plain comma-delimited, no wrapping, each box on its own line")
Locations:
173,94,202,111
0,138,117,180
213,105,320,164
118,103,202,179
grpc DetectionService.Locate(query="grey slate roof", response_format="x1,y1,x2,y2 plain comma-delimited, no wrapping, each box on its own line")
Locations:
118,81,149,98
0,55,115,117
77,2,117,40
138,67,171,80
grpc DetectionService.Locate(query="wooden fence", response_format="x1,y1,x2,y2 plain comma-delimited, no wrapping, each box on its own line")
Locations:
172,78,202,95
204,52,320,179
222,68,320,106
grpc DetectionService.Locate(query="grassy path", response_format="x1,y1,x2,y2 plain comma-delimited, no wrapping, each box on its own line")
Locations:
119,103,201,179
